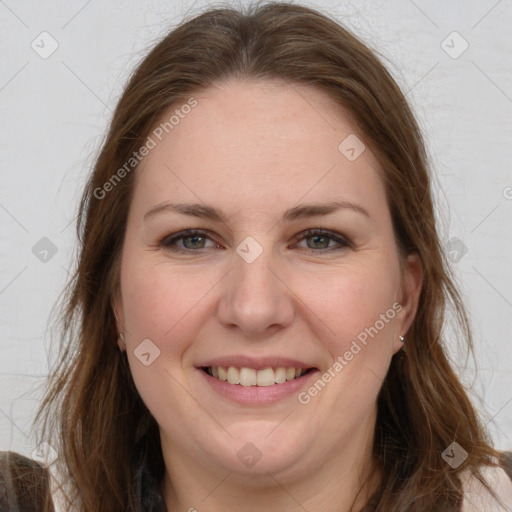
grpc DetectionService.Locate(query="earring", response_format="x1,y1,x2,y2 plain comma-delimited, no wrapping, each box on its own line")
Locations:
399,335,406,353
399,335,405,342
118,332,125,352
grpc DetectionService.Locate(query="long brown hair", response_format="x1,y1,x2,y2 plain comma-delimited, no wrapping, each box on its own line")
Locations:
35,2,503,510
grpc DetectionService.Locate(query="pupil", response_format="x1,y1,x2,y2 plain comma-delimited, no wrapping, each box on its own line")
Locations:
309,235,328,249
185,235,204,249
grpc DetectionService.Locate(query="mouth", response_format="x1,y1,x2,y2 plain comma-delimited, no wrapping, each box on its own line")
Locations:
201,366,316,386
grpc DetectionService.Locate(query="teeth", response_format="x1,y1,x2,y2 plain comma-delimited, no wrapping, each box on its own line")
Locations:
275,367,287,384
257,368,275,387
227,366,239,384
206,366,308,386
240,367,257,386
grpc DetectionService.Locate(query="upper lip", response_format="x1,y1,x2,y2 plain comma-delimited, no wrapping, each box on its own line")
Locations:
197,355,317,371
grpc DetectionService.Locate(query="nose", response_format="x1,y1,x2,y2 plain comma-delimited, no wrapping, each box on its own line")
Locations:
216,248,295,337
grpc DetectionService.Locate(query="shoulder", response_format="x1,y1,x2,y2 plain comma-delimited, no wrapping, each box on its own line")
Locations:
0,450,54,512
462,463,512,512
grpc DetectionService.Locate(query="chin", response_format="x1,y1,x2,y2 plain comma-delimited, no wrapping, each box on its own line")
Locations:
201,423,312,479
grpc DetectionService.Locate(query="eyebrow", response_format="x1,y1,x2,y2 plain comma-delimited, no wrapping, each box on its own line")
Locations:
143,200,371,223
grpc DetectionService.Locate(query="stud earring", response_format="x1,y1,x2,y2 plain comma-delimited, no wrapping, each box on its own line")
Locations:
118,332,125,352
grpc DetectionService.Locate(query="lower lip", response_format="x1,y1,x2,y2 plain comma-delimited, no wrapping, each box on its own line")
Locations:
198,368,319,404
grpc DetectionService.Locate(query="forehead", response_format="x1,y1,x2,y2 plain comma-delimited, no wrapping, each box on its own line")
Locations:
131,79,386,220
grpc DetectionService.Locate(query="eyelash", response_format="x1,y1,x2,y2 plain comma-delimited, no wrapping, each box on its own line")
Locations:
157,228,351,254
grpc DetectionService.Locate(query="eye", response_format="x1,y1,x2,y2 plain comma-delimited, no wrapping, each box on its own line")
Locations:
292,228,351,253
159,229,221,252
157,228,351,254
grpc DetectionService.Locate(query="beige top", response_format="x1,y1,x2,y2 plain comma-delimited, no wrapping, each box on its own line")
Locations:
462,466,512,511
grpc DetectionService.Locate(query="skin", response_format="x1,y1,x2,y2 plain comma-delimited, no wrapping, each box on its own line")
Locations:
113,78,423,512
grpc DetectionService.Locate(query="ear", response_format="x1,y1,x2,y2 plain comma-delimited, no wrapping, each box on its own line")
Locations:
393,252,423,353
111,287,126,351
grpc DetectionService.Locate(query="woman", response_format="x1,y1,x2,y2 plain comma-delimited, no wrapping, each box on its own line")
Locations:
1,2,511,511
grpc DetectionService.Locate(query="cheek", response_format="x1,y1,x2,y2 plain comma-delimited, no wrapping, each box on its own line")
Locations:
293,261,401,434
119,262,213,428
298,257,400,359
120,258,220,357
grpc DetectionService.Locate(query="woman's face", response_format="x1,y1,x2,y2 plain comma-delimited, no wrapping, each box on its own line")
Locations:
113,79,422,482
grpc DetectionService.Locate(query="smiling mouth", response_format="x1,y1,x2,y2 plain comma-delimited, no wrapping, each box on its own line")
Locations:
201,366,315,386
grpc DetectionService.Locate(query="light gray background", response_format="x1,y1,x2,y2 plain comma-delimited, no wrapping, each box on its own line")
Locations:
1,0,511,458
